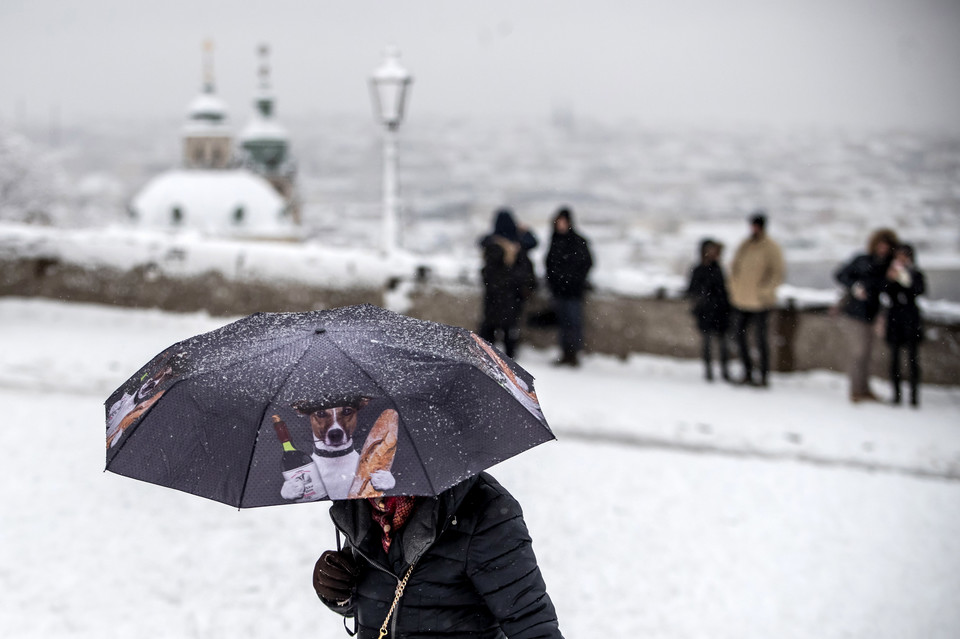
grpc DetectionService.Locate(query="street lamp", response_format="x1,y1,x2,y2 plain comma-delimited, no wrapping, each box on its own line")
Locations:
369,46,413,256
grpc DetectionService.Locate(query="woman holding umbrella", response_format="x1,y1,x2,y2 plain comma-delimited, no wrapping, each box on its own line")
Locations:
104,305,564,638
313,472,565,638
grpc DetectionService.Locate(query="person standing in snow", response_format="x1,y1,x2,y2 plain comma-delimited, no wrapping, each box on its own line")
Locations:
311,473,565,638
478,208,538,358
544,206,593,367
687,238,731,382
834,227,899,403
728,211,785,387
883,243,925,407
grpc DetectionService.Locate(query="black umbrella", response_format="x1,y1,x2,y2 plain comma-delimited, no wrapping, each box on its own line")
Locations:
105,305,554,508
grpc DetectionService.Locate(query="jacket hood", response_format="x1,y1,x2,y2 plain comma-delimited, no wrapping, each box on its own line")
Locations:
493,209,518,241
553,207,575,230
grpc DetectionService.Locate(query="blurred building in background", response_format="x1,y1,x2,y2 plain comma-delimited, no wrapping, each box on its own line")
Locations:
129,42,299,239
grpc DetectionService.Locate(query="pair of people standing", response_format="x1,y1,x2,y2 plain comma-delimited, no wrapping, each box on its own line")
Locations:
835,229,926,406
687,212,785,386
479,206,593,366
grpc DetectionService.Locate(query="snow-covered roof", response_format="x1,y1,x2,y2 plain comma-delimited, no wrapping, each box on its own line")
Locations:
186,93,229,121
240,116,289,143
130,169,288,234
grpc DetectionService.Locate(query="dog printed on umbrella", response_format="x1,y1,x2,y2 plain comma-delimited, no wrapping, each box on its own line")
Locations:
106,351,187,449
278,397,400,501
469,334,545,423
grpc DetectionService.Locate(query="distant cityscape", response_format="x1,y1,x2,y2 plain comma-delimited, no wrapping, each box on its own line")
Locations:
2,109,959,298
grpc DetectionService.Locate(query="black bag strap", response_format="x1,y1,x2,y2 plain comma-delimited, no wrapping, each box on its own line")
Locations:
334,528,358,637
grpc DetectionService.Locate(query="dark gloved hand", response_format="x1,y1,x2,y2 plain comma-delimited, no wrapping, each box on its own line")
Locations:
313,550,359,604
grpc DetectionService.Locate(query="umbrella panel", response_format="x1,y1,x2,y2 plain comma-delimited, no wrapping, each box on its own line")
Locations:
105,306,554,508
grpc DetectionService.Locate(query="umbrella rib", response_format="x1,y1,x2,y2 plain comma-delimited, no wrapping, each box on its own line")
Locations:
235,335,314,509
326,333,439,498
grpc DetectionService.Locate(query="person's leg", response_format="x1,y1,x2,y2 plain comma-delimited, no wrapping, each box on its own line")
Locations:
718,329,731,381
568,299,585,357
503,323,519,359
735,310,754,382
552,297,575,364
756,311,770,386
907,341,920,407
479,318,495,345
848,319,875,399
701,331,713,380
889,343,902,404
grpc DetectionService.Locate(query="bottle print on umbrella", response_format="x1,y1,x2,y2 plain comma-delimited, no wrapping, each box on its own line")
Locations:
272,415,325,502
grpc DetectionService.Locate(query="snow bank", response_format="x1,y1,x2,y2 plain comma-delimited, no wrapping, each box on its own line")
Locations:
2,299,959,639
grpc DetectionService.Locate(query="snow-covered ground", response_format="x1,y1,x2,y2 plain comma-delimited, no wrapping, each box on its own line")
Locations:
2,298,959,638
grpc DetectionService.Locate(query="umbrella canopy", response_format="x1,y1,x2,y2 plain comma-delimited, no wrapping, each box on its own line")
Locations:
105,305,554,508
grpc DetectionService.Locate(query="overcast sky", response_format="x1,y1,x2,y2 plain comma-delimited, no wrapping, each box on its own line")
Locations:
1,0,959,132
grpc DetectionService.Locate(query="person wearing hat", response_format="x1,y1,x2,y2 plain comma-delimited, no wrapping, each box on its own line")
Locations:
478,207,539,358
687,238,732,382
545,206,593,367
728,211,785,387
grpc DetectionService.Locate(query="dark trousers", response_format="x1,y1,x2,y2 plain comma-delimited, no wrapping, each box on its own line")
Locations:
479,321,519,359
890,341,920,405
553,297,584,355
701,331,730,380
734,310,769,382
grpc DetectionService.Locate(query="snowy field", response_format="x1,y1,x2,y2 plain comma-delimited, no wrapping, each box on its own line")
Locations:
2,298,959,638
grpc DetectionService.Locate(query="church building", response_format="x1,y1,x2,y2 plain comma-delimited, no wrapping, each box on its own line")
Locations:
130,42,299,238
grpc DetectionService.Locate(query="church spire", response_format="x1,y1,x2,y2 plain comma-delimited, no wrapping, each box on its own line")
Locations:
202,39,216,93
255,43,274,118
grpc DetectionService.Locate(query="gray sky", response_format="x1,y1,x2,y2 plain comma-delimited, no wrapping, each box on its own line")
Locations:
2,0,959,131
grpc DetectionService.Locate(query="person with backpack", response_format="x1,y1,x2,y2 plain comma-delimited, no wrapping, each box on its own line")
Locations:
478,208,538,358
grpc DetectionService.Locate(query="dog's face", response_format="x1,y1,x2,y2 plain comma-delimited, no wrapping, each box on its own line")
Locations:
307,405,361,450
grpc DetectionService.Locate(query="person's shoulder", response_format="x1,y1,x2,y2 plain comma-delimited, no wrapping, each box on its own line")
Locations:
468,473,522,515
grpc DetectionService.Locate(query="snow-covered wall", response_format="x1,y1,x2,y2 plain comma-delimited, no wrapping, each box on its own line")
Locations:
2,222,959,385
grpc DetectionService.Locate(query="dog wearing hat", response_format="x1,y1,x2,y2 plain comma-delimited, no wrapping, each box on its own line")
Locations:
280,396,397,501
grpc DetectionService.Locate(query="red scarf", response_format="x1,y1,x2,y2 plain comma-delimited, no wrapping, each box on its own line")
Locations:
368,496,417,553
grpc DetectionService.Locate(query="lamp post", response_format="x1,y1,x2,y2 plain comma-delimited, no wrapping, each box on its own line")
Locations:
369,46,413,256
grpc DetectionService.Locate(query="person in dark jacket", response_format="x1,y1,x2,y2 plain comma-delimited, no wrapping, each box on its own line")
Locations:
834,228,899,403
478,208,539,358
883,243,925,407
545,207,593,367
687,239,731,382
312,472,564,639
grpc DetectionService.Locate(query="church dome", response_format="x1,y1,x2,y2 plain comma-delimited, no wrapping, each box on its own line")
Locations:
186,92,229,123
130,169,289,235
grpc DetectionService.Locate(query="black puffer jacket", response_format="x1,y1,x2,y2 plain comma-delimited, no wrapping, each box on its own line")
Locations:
885,268,926,345
326,473,563,639
545,232,592,299
687,262,731,334
834,253,891,323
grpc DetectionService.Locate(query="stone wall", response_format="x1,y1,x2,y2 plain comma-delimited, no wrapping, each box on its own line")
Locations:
3,254,959,386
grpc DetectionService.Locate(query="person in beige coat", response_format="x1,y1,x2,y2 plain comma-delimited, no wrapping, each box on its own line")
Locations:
728,212,785,387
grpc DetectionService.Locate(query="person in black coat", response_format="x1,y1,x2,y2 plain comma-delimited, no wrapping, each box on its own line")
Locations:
686,239,731,382
478,208,539,358
545,207,593,367
883,243,925,406
834,228,899,402
312,472,564,639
